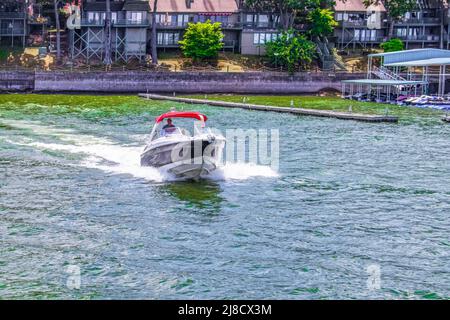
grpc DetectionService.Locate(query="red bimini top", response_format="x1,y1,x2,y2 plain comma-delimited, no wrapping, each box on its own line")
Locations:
155,111,208,123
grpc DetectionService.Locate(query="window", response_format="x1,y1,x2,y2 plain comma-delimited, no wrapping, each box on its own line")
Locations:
336,13,343,21
208,15,229,25
156,14,165,24
157,32,180,45
246,14,256,23
130,12,143,23
176,14,189,26
87,12,105,23
354,29,377,41
258,14,269,27
253,32,280,45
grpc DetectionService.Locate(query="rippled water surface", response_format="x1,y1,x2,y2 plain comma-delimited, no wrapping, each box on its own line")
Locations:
0,95,449,299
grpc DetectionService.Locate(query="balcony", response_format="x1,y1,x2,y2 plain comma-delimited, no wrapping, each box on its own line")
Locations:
395,34,440,41
395,17,441,25
342,20,368,27
157,39,236,48
81,18,150,28
114,19,150,27
156,22,242,29
0,28,26,36
339,36,386,43
0,12,26,19
80,18,104,27
242,22,282,29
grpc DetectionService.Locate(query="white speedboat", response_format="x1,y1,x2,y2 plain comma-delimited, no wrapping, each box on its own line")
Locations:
140,110,225,180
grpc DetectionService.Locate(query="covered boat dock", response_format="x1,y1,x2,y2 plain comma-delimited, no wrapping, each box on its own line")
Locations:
341,79,427,102
342,49,450,100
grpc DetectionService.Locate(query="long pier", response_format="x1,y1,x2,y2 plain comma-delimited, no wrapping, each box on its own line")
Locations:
138,94,399,123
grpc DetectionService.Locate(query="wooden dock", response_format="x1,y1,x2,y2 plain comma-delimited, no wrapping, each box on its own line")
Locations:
138,94,399,123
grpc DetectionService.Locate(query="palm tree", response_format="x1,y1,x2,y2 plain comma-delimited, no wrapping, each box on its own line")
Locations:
103,0,112,66
151,0,158,65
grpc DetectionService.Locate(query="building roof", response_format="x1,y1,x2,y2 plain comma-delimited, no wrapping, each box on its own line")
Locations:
384,58,450,67
84,2,124,11
334,0,386,12
149,0,239,13
370,49,450,66
123,0,150,11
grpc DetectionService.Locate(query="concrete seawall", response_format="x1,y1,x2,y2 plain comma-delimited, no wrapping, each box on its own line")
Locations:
0,71,35,92
0,70,364,94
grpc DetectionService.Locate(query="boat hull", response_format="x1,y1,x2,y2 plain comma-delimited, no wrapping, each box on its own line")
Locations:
140,137,225,179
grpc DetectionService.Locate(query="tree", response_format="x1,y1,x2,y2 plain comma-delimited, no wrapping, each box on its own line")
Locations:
53,0,61,62
265,30,316,74
103,0,112,66
179,21,224,61
363,0,416,38
150,0,158,65
307,8,338,38
380,38,404,52
243,0,334,30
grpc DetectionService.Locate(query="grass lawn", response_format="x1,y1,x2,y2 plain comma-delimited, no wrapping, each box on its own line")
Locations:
182,94,446,121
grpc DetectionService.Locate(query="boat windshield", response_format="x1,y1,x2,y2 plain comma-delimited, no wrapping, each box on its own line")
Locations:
160,126,184,137
194,123,211,136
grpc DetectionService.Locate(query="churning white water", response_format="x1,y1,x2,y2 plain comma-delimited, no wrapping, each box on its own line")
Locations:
2,119,278,182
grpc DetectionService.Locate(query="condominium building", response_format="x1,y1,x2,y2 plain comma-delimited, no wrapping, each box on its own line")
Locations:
334,0,448,51
150,0,241,52
71,0,149,62
0,1,27,47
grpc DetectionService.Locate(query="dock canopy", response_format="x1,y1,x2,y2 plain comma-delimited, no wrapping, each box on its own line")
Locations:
368,48,450,66
155,111,208,123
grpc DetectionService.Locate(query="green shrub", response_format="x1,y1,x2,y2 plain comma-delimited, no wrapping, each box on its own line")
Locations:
266,30,316,74
179,21,224,61
380,38,404,52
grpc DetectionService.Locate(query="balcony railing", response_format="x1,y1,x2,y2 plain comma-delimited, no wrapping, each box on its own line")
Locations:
340,36,386,43
395,17,441,25
242,22,282,29
157,40,236,48
156,22,242,29
0,12,26,19
114,19,150,27
81,19,150,27
80,18,104,27
342,20,368,27
0,28,26,35
395,34,440,41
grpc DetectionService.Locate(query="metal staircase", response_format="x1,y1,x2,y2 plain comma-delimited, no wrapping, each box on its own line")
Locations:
315,37,346,71
371,65,406,81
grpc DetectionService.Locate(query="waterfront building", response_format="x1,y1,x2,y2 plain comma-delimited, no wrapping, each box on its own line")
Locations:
0,1,27,47
334,0,448,51
71,0,149,63
149,0,241,53
333,0,387,51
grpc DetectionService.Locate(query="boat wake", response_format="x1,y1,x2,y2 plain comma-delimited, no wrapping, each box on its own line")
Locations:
1,119,278,182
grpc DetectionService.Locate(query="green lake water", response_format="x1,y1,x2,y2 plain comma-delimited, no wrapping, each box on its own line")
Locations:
0,94,449,299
